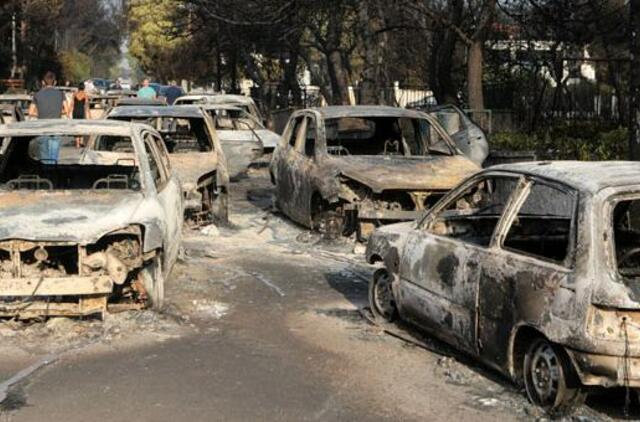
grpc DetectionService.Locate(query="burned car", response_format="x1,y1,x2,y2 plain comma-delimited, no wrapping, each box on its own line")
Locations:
106,106,229,224
270,106,479,239
0,120,183,318
366,161,640,415
201,103,279,152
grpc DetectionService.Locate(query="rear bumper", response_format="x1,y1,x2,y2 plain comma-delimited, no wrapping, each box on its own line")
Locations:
567,348,640,387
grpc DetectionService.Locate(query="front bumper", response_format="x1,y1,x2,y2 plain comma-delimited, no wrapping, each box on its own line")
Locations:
0,275,113,296
567,348,640,387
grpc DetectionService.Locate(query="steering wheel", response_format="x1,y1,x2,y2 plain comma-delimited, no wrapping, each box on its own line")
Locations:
618,247,640,267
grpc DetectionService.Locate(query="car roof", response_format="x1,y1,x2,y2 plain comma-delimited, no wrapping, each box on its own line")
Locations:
489,161,640,194
108,105,206,118
307,105,427,120
0,119,143,137
198,104,243,111
206,95,255,105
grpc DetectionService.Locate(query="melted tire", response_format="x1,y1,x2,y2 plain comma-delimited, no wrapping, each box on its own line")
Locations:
368,269,398,323
141,256,165,310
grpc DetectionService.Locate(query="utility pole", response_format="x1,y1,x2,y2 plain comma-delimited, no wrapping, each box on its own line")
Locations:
630,0,640,160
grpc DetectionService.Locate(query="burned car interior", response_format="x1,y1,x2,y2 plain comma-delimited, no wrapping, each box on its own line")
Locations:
110,116,212,153
0,136,141,191
323,116,453,157
430,175,576,262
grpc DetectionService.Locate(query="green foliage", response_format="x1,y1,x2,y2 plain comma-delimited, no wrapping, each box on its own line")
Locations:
490,123,629,161
59,50,91,83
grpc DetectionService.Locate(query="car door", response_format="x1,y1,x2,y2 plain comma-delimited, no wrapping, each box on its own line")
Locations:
428,105,488,165
290,115,319,225
475,178,578,368
143,131,182,270
397,174,522,353
274,115,306,221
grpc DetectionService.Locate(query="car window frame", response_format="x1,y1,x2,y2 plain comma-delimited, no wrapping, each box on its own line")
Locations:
497,176,579,269
298,115,317,159
142,132,168,192
419,172,527,249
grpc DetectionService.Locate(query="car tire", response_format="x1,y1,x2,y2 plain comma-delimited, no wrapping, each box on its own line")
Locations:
141,255,165,310
368,269,398,322
523,338,585,416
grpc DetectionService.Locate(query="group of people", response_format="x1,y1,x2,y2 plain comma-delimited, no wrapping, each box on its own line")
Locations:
27,72,181,121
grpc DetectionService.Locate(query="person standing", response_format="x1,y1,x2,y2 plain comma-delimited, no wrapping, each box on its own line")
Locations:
163,81,184,105
68,82,90,147
137,78,157,99
28,71,68,119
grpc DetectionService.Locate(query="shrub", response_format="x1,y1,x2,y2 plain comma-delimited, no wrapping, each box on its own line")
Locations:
490,122,628,161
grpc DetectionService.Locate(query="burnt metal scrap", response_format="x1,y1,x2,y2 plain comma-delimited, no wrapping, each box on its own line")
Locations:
0,120,183,318
269,106,480,240
366,161,640,415
106,105,230,225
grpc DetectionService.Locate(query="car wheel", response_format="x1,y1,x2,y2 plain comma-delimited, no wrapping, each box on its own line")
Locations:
368,270,397,322
141,256,165,310
523,338,585,416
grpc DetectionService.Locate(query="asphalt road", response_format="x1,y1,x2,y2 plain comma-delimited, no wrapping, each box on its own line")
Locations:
0,166,633,421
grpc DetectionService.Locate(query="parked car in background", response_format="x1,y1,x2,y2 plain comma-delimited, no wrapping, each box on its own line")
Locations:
200,104,279,152
191,104,264,178
0,120,183,318
173,94,214,106
175,94,265,126
411,104,488,166
270,106,479,239
106,106,230,224
88,95,119,119
366,161,640,415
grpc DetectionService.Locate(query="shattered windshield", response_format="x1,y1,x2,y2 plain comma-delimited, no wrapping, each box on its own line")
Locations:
111,116,213,153
324,116,453,157
0,135,141,191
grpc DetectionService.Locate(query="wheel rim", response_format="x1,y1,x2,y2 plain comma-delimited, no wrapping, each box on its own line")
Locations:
529,342,562,405
373,272,395,317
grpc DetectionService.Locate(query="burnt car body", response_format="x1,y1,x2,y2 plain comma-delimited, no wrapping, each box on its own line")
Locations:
106,106,229,223
115,97,167,107
270,106,479,238
0,94,32,116
88,95,119,119
366,161,640,414
201,103,279,151
0,103,24,124
0,120,183,318
412,104,488,166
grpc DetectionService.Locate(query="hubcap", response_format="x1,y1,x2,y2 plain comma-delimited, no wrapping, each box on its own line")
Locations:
373,273,395,317
530,343,561,404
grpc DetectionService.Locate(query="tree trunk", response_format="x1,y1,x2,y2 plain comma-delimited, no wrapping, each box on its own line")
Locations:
327,49,351,105
358,0,387,105
467,39,484,112
431,0,463,104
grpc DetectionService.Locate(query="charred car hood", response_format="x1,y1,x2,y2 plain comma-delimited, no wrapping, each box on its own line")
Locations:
0,190,144,242
330,155,479,193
